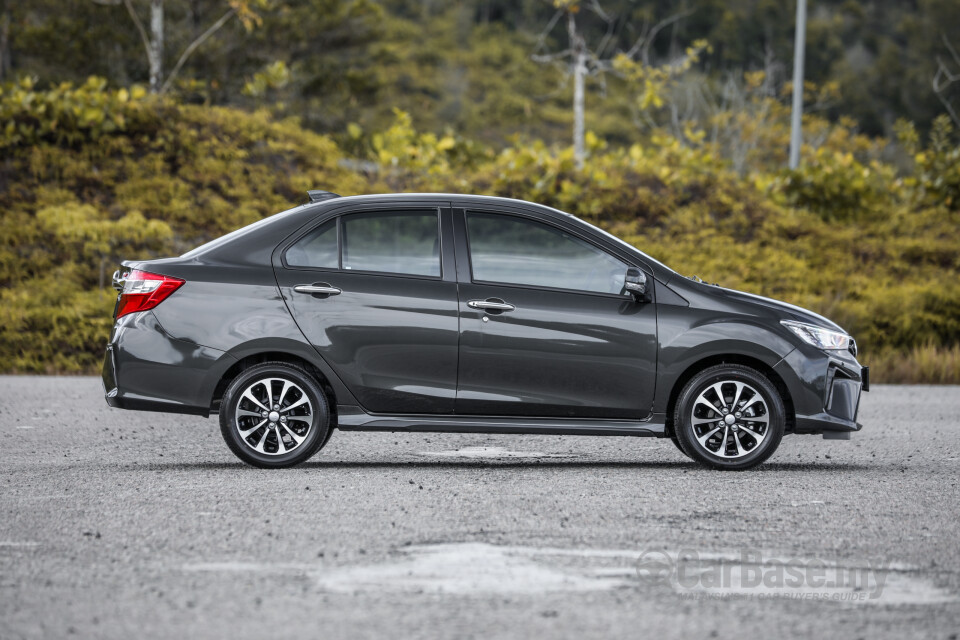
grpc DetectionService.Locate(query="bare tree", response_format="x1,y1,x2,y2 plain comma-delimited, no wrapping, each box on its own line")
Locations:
666,49,783,175
92,0,255,94
533,0,693,170
533,1,616,170
933,34,960,128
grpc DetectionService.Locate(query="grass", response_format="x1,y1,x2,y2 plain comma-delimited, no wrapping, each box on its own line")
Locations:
862,344,960,384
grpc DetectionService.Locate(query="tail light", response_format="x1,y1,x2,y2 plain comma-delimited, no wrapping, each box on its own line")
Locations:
116,269,185,319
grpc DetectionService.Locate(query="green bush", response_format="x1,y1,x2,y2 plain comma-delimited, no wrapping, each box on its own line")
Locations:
0,76,150,149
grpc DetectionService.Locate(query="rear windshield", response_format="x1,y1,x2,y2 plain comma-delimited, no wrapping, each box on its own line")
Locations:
180,206,305,258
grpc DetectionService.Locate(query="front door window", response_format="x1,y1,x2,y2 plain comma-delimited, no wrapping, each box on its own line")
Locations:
466,212,627,295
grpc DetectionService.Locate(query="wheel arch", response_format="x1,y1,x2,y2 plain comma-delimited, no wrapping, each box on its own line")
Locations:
210,351,340,425
664,354,795,435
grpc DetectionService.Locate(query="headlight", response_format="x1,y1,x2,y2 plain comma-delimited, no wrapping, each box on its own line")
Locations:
780,320,852,352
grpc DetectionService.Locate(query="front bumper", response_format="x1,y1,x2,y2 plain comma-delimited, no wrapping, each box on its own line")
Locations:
774,346,867,438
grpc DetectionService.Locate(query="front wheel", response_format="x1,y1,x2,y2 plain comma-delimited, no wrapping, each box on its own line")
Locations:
669,431,692,459
219,362,331,468
674,364,785,470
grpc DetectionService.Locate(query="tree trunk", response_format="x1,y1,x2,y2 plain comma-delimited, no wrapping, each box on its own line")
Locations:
572,47,586,171
567,12,586,171
148,0,164,93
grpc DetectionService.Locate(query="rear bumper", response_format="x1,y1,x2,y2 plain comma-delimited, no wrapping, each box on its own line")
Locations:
774,346,867,437
102,311,233,416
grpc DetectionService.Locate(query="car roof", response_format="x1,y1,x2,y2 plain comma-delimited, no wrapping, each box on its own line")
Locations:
312,192,580,221
323,192,565,207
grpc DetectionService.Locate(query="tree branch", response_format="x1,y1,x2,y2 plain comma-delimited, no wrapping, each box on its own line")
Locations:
934,89,960,129
532,49,572,64
585,0,611,24
121,0,153,68
533,9,563,55
625,9,693,64
933,63,960,128
160,8,235,94
933,35,960,127
592,7,619,59
942,33,960,68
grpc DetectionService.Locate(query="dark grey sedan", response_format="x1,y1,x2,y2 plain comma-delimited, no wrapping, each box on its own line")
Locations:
103,191,868,470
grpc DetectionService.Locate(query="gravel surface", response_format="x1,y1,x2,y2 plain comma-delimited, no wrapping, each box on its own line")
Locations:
2,377,959,639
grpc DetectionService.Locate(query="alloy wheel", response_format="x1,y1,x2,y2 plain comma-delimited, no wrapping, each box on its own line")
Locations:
234,377,314,456
689,380,769,459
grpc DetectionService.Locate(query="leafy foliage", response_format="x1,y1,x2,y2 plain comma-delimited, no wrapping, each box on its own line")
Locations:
7,1,960,140
614,40,711,111
0,77,148,148
1,77,959,383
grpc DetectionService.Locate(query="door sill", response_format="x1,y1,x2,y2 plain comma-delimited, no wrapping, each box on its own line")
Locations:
336,405,665,437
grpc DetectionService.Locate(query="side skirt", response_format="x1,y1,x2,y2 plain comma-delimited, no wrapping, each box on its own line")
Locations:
336,405,666,437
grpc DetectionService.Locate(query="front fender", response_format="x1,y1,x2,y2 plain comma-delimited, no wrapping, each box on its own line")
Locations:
653,306,795,414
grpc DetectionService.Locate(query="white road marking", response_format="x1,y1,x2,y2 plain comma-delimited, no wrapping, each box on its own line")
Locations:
183,562,308,573
416,446,577,459
180,543,957,604
315,543,629,595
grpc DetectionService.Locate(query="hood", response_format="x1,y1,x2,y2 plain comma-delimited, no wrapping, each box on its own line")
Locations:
680,279,847,333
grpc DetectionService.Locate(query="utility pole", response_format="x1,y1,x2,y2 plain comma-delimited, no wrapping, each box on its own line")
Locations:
571,13,587,171
789,0,807,169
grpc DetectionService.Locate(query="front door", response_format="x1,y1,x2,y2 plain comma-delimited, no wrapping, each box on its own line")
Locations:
454,209,658,419
274,206,459,414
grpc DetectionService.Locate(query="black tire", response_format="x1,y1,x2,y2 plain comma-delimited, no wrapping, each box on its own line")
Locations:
219,362,331,468
674,364,785,471
669,430,692,459
319,425,336,449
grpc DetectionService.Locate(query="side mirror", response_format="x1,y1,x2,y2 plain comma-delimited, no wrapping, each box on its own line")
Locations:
624,267,647,301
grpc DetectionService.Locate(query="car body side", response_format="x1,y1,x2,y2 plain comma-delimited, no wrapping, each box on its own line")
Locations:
102,193,865,438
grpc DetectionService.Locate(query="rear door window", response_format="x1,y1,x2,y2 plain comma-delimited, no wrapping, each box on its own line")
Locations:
342,211,441,277
286,218,338,268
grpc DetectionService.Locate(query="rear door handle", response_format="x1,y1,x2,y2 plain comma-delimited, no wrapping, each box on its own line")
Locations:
467,299,515,312
294,283,342,296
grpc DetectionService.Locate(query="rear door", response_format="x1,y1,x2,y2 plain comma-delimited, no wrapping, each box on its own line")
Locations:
453,206,658,419
273,203,460,414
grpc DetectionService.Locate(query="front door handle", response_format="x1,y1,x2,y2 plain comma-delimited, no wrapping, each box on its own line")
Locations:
294,283,342,296
467,299,515,312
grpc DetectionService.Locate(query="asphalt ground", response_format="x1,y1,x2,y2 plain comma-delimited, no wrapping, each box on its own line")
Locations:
1,377,959,639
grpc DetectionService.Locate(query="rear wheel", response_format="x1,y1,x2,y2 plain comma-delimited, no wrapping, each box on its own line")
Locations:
219,362,331,468
674,364,785,470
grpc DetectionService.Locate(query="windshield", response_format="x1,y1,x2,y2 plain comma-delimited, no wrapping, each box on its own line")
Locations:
563,212,676,276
